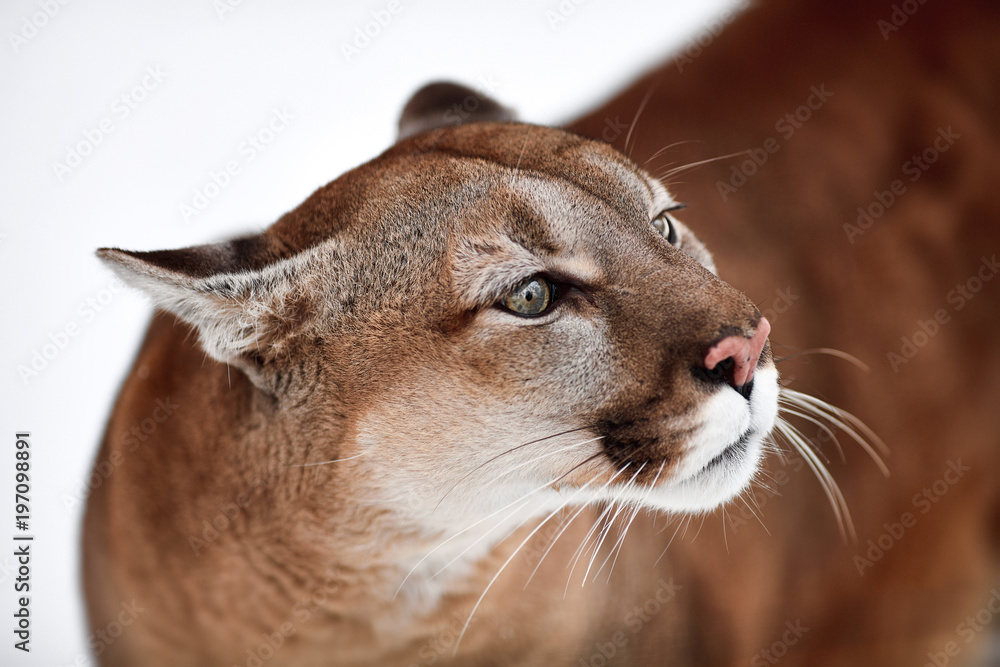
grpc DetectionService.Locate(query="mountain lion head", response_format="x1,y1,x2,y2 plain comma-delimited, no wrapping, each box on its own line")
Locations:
87,83,783,664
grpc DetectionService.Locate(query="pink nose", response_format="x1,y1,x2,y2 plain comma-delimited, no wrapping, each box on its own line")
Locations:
704,318,771,389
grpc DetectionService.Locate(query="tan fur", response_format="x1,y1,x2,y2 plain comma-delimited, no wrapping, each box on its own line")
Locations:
566,0,1000,664
86,119,778,665
86,1,1000,664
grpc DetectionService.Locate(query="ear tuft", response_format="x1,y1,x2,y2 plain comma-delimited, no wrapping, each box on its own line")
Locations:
398,82,515,140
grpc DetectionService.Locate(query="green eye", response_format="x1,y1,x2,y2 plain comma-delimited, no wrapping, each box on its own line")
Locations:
503,276,556,317
652,207,683,246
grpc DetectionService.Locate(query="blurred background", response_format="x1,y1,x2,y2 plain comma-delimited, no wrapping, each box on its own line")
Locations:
0,0,742,663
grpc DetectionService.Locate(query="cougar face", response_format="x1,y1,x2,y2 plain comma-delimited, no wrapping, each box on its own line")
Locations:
331,124,778,534
88,83,779,665
104,121,775,532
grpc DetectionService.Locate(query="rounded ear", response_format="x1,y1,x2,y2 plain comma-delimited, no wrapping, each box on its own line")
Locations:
397,82,515,140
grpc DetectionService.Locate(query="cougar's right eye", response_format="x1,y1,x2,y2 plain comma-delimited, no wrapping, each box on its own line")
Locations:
652,210,680,246
652,203,687,246
502,276,556,317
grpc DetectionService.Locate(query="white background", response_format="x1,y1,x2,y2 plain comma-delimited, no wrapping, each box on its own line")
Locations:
0,0,741,663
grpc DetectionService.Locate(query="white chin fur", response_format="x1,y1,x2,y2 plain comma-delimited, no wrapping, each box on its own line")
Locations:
628,364,780,513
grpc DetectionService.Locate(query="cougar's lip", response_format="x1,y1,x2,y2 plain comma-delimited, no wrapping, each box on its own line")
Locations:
694,428,756,477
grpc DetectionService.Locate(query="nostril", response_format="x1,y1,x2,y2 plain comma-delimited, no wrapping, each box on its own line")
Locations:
696,356,735,385
698,318,770,398
692,356,755,399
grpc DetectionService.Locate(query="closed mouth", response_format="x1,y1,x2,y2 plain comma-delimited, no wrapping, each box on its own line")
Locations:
700,428,756,474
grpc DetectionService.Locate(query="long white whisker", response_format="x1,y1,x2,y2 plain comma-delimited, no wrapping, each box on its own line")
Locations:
599,500,644,583
429,447,604,582
602,459,664,582
777,405,847,463
658,150,750,179
429,495,541,581
565,501,616,596
393,469,580,598
738,492,770,535
452,474,604,654
513,126,532,172
654,513,688,566
434,433,601,510
506,478,600,590
584,462,646,583
563,465,632,597
749,470,780,496
287,451,367,468
584,463,662,581
624,85,656,158
489,474,601,577
523,477,606,587
775,347,871,372
642,140,700,167
772,419,855,542
690,514,707,542
488,437,606,484
780,389,890,473
721,507,730,554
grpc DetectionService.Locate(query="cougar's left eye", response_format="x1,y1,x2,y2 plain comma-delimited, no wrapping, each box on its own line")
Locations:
502,276,556,317
652,207,683,246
